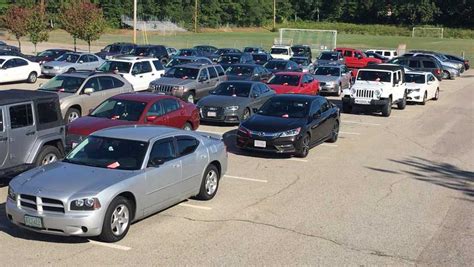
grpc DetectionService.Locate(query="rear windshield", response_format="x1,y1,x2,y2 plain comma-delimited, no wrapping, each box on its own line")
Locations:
264,61,287,70
211,83,252,97
405,74,425,84
244,47,259,53
226,65,254,76
252,54,268,61
271,48,289,55
268,74,300,86
164,67,199,79
357,70,391,82
319,53,339,60
97,61,132,73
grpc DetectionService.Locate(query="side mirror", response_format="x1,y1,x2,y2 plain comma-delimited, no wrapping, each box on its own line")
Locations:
83,88,94,94
199,77,207,82
146,115,157,122
148,158,164,167
160,73,164,77
131,70,138,75
252,108,259,113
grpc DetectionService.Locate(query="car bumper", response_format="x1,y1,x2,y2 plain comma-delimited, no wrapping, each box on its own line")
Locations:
342,96,388,106
200,110,242,124
407,90,423,102
41,68,64,76
320,84,338,93
6,198,104,237
236,132,299,154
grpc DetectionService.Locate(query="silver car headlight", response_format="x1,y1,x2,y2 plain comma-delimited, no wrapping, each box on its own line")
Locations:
280,127,301,137
53,66,60,70
225,106,239,111
7,187,17,201
70,197,101,211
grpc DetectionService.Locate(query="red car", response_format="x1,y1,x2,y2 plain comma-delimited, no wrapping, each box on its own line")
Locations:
267,72,320,95
66,93,200,148
335,47,382,76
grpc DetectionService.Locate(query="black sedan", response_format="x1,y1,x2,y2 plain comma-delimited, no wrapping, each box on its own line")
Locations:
264,59,301,73
237,95,340,158
226,64,273,82
197,81,275,123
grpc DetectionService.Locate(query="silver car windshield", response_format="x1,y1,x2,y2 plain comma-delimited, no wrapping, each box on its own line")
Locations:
38,75,85,93
56,53,79,63
65,136,148,170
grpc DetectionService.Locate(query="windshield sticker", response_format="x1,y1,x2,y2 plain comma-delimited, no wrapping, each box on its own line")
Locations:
107,162,120,169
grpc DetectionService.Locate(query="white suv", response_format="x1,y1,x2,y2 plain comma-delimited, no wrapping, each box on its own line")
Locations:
366,49,398,60
96,56,165,91
270,45,293,60
341,65,407,117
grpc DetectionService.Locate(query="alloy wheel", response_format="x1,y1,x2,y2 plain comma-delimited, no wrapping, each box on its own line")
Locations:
205,169,218,196
41,153,58,165
110,204,129,236
68,112,80,122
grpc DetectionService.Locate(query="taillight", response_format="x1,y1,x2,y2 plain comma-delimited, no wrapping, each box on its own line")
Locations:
238,126,251,137
435,69,441,75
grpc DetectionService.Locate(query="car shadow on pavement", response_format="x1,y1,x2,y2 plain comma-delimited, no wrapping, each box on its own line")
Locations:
221,129,296,159
0,203,88,244
366,156,474,197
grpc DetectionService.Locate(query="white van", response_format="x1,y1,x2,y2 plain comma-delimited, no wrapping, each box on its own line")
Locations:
365,49,398,60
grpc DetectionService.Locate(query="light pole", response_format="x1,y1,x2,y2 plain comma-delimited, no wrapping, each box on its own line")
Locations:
273,0,276,30
133,0,137,43
194,0,198,33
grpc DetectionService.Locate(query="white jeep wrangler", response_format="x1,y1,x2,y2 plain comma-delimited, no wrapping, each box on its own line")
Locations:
341,65,407,117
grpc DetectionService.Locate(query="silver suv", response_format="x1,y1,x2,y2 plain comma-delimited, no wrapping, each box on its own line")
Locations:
0,90,65,178
38,71,134,123
149,63,227,103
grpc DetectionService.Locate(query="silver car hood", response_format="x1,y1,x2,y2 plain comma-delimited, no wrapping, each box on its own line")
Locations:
313,75,339,82
43,61,75,68
10,162,137,199
150,77,195,86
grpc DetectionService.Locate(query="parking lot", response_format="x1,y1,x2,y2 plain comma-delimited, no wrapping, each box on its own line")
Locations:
0,70,473,265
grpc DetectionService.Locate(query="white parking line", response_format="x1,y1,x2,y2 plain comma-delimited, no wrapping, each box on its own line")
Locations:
340,131,361,135
225,175,268,183
321,143,338,147
286,158,309,163
178,203,213,210
343,120,381,126
88,240,132,251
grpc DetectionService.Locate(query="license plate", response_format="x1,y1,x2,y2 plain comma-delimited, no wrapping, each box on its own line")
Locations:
24,215,43,228
355,99,371,105
254,140,266,148
207,111,217,117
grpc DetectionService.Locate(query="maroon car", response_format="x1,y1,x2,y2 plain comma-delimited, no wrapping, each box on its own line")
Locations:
34,49,73,65
66,93,200,149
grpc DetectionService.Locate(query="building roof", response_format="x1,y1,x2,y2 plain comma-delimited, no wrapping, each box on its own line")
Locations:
0,89,58,106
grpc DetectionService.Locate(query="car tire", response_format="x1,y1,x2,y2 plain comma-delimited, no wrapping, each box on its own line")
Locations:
98,196,132,243
397,93,407,110
295,133,310,158
241,108,251,121
342,102,352,113
65,108,81,123
195,164,220,200
433,88,439,101
421,91,427,105
68,68,76,73
27,72,37,83
442,70,450,80
35,145,61,167
183,122,193,131
327,121,339,143
382,97,392,117
184,91,195,103
335,84,342,96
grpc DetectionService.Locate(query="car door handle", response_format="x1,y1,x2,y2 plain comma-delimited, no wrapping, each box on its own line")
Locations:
26,131,36,136
0,137,7,142
151,73,155,76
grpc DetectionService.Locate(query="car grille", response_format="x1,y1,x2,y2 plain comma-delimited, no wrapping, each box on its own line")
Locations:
19,194,65,213
201,106,224,119
319,82,326,86
153,84,174,93
42,66,53,70
355,89,374,98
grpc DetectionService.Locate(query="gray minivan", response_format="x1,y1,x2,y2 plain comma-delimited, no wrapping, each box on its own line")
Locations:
388,56,443,81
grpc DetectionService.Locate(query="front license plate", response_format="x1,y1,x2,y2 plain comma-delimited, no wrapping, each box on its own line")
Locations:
207,111,217,117
254,140,266,148
24,215,43,228
355,99,371,105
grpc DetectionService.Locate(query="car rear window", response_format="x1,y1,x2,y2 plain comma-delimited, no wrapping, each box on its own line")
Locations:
270,48,288,55
37,101,59,124
215,65,225,76
422,61,436,68
208,66,218,78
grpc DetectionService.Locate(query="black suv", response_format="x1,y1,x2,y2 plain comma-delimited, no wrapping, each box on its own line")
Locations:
291,45,312,61
0,90,65,178
96,42,136,59
130,45,170,64
218,52,255,69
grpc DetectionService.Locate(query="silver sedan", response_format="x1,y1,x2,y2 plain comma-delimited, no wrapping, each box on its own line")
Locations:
6,126,227,242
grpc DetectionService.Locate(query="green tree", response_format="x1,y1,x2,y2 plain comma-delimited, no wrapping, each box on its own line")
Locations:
59,1,83,52
1,5,30,52
26,6,49,54
78,2,106,52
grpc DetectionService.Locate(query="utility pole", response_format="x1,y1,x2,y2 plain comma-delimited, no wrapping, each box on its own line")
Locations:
273,0,276,30
133,0,137,44
194,0,198,33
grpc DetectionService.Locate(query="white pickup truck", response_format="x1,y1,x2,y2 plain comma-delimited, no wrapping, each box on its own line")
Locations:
341,64,407,117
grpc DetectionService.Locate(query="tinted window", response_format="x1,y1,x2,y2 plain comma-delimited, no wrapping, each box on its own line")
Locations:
198,69,209,80
9,104,33,129
310,100,321,115
227,65,254,76
141,61,153,73
15,58,28,66
405,74,425,84
259,83,270,93
344,50,353,57
152,60,164,71
3,60,15,68
216,65,225,76
79,55,89,62
320,99,330,112
83,77,101,91
98,60,132,73
88,55,98,62
268,74,300,86
176,136,199,156
164,67,199,79
258,98,308,118
423,61,436,68
384,52,391,56
408,60,420,68
149,139,176,164
112,77,125,87
37,101,59,124
208,67,218,78
161,98,181,114
270,48,289,55
147,101,164,117
314,67,340,76
211,82,252,97
99,76,116,90
319,53,338,61
357,70,391,82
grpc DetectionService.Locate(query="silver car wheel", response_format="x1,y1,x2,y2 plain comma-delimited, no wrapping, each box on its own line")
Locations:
68,111,80,122
111,204,129,236
205,169,218,195
41,153,58,166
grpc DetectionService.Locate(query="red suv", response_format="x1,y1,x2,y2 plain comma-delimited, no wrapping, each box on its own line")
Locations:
335,47,382,70
267,72,320,95
66,93,200,149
